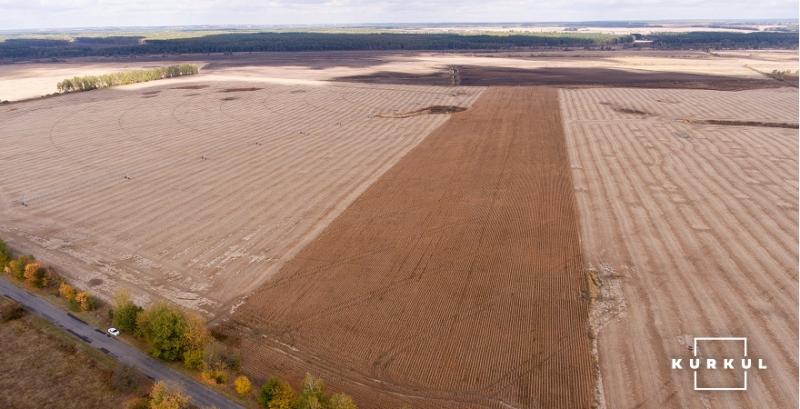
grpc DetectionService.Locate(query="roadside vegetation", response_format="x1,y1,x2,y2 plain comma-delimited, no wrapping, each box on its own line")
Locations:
0,238,360,408
56,64,199,93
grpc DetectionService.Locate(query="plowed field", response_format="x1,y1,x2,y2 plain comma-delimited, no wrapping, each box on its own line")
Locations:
561,87,799,408
233,87,594,409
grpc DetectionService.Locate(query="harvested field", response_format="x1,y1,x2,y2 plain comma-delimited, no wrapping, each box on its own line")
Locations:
232,87,594,409
0,81,482,315
561,87,799,408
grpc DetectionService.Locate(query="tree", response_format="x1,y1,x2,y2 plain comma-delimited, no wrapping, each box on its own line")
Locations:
136,303,188,361
328,393,357,409
6,255,35,281
75,291,95,311
234,375,252,396
183,314,211,360
258,377,297,408
58,282,76,301
23,261,48,288
199,347,228,384
112,290,143,332
267,380,296,409
258,377,281,407
0,239,10,268
296,373,326,409
149,381,190,409
182,348,204,370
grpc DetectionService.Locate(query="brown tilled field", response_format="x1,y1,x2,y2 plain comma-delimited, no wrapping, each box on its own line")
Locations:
0,81,482,314
232,87,594,409
561,87,799,408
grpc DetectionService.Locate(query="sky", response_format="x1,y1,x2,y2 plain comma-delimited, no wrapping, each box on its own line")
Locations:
0,0,797,31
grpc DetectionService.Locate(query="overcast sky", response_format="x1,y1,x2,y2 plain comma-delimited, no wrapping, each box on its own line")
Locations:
1,0,797,31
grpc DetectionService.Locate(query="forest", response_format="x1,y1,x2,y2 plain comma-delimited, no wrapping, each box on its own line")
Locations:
0,31,796,60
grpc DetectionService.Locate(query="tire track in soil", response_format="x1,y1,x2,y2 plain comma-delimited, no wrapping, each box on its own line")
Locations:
232,87,594,409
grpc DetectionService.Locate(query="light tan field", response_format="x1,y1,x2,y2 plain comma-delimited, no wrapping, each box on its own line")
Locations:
1,49,796,101
561,87,799,408
0,80,482,315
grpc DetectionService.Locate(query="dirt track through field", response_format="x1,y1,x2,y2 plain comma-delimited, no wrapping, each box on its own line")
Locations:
233,87,594,409
561,87,799,408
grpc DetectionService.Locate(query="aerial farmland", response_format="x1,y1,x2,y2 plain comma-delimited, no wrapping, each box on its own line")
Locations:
0,24,797,409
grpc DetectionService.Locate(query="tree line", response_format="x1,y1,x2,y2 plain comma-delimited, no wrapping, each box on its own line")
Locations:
646,31,799,49
1,241,97,312
1,32,630,59
56,64,199,93
110,292,359,408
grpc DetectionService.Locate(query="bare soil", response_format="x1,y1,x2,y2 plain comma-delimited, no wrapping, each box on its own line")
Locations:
232,87,594,409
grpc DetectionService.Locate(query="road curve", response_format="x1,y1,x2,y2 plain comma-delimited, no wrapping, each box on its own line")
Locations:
0,277,242,409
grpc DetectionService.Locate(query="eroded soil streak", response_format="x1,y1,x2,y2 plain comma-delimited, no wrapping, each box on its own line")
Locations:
232,87,593,409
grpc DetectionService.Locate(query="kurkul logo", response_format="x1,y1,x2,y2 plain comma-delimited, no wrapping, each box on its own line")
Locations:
670,337,767,391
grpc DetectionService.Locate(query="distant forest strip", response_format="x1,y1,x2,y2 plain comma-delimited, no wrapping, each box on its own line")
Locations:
56,64,199,93
0,31,797,59
647,31,799,49
2,32,625,59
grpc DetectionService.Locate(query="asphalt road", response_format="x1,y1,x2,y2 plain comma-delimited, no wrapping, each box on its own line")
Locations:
0,277,243,409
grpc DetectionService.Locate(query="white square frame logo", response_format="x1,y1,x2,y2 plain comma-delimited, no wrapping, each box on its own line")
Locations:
693,337,748,391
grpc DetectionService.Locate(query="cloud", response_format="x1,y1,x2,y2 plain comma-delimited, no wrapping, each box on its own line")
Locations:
0,0,796,30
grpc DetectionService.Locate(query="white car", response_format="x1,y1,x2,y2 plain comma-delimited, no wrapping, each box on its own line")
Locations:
107,327,120,337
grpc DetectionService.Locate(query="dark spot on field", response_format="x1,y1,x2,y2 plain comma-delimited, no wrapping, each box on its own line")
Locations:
221,96,238,101
377,105,467,118
88,278,104,287
600,101,652,116
220,87,262,93
141,90,160,96
141,95,157,98
685,118,799,129
184,93,199,97
172,84,209,90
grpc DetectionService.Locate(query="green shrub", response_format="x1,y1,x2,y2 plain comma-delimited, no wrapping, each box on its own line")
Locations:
135,303,188,361
111,291,142,332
